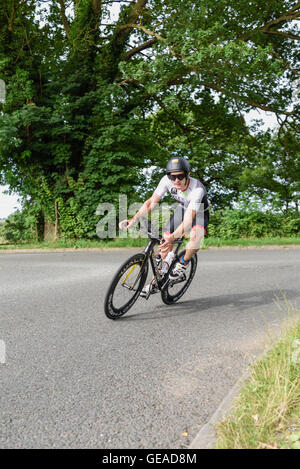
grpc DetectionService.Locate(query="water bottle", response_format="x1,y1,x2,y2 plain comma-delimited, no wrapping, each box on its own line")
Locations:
154,253,162,270
161,251,175,274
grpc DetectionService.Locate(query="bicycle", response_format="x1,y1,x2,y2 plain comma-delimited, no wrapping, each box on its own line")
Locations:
104,223,198,320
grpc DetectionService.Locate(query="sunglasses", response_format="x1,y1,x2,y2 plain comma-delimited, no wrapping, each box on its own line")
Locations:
167,173,186,181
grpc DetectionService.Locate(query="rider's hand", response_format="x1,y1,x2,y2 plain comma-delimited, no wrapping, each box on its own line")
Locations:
159,232,174,255
119,219,135,230
162,232,175,245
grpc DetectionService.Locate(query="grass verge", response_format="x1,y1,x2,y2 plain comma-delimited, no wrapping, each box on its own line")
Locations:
215,317,300,449
0,237,148,250
0,236,299,250
204,236,300,247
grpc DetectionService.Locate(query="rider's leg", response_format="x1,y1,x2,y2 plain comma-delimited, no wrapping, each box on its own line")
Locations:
182,225,206,260
169,225,205,280
140,208,179,298
160,205,184,259
170,200,210,279
179,204,209,263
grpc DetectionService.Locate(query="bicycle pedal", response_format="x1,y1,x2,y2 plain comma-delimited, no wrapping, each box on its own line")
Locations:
140,286,153,300
140,281,159,299
140,291,151,300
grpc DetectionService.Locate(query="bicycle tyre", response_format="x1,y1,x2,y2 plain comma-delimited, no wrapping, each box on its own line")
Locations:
104,253,149,320
161,250,197,305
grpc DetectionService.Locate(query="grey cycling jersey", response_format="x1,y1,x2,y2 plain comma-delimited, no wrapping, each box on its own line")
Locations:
154,175,207,211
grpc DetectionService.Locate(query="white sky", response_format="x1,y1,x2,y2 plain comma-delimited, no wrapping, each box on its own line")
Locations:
0,186,22,219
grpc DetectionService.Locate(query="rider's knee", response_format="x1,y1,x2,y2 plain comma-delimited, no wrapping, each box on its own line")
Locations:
187,225,205,250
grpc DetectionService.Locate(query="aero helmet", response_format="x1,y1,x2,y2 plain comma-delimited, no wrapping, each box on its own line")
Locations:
166,157,190,175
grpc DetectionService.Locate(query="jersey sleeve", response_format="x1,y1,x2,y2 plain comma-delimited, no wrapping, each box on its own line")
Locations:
154,175,169,199
188,187,205,211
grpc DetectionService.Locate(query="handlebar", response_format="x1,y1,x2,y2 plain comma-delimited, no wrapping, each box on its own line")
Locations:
121,219,184,244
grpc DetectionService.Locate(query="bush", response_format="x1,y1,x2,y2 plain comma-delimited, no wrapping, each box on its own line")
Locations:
1,210,37,243
2,207,299,244
208,209,300,239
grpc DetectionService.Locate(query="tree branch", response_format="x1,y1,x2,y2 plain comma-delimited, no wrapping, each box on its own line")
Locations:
202,80,299,118
102,0,149,80
260,2,300,32
92,0,102,14
58,0,71,39
114,0,148,44
263,30,300,41
124,38,157,61
234,4,300,77
268,50,299,76
8,0,17,32
239,2,300,41
7,0,30,31
91,0,102,29
116,3,300,119
116,23,180,58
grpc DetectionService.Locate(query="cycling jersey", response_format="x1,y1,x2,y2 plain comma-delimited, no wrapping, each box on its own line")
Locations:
154,175,208,212
155,175,209,234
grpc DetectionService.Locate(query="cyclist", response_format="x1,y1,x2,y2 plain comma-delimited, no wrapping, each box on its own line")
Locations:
119,157,209,296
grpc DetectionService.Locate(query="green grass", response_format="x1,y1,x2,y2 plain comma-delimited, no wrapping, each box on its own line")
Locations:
0,237,149,250
0,236,299,250
203,236,300,247
215,317,300,449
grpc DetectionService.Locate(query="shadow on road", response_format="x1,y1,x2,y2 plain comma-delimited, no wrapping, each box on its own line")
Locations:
120,288,299,321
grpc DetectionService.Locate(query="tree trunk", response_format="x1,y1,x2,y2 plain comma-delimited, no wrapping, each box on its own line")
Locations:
44,219,56,242
44,201,59,242
54,200,59,241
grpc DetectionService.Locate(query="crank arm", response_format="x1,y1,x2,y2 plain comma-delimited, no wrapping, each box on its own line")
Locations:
122,283,137,291
169,275,186,286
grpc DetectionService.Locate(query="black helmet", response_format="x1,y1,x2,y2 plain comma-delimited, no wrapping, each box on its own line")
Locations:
166,157,190,175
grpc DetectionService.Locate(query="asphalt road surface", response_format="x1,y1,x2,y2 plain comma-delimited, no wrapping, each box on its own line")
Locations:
0,248,299,448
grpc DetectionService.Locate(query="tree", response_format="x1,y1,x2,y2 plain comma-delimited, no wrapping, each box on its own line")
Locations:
240,131,300,212
0,0,299,239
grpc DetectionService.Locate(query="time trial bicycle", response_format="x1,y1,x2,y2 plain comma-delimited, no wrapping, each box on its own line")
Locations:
104,223,197,320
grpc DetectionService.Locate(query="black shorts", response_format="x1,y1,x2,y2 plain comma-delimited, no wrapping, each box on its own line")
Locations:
164,198,209,235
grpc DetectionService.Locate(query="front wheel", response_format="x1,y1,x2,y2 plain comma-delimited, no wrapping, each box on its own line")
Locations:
161,250,197,305
104,253,148,320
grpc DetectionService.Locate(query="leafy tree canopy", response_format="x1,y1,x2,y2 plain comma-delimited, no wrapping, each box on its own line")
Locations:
0,0,299,238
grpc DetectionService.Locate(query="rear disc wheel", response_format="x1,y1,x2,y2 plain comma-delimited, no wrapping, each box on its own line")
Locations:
161,251,197,305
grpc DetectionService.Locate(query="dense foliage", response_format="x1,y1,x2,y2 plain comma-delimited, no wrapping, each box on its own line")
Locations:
0,1,299,240
0,210,37,242
209,208,300,239
1,207,299,243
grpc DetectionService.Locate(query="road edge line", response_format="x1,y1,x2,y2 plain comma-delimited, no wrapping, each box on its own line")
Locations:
188,370,249,449
0,245,300,254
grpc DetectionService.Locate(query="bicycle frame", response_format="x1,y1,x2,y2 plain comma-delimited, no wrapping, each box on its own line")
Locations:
141,236,185,292
122,222,185,292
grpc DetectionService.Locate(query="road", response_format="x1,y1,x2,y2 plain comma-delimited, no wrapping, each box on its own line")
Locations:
0,248,299,448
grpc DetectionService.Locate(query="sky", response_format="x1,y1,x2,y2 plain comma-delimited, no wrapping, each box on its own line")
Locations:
0,186,22,219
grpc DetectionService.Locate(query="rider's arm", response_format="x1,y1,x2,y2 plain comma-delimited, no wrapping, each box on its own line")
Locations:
121,176,168,228
119,193,161,229
130,193,161,224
